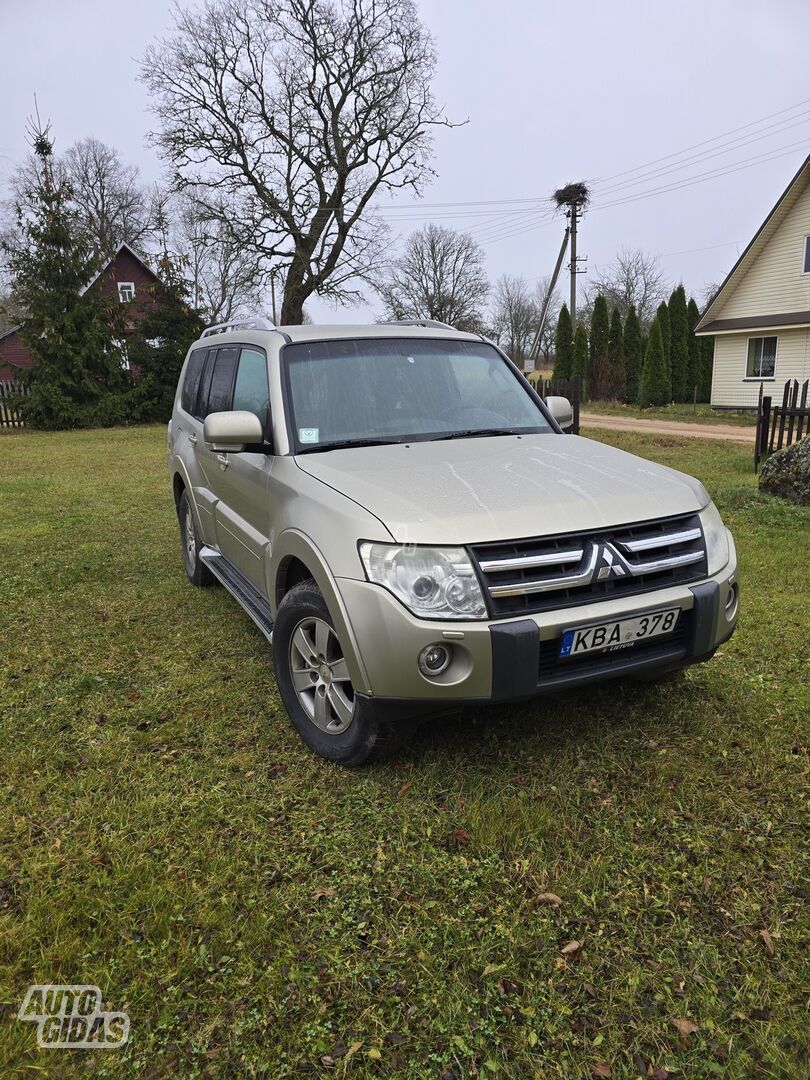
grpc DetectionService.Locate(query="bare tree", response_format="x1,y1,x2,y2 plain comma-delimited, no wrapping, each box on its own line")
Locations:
63,138,157,258
377,224,489,331
142,0,451,324
585,247,668,328
6,136,157,261
168,192,268,322
490,275,535,367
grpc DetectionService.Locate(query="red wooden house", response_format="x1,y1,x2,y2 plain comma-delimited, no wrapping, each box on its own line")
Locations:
0,243,161,381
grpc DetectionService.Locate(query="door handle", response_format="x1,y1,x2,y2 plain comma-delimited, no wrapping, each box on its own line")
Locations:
188,432,197,446
217,453,229,470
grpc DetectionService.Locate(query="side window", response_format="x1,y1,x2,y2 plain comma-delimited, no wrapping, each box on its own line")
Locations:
203,346,240,417
232,347,270,434
180,347,208,415
746,336,777,379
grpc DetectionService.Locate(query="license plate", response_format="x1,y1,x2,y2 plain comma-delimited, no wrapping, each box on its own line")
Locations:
559,607,680,659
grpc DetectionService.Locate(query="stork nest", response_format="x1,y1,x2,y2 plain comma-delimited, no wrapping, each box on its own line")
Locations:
553,181,590,209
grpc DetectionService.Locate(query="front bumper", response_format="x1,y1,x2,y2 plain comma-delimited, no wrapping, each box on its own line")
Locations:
336,534,738,704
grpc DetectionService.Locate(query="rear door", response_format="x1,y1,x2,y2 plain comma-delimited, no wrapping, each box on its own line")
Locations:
174,345,215,543
209,346,274,595
191,345,241,542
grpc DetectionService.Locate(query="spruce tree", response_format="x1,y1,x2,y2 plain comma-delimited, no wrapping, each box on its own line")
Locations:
668,285,690,402
125,256,205,422
572,322,589,398
553,302,573,379
607,305,625,400
686,297,702,400
638,316,671,406
656,300,671,373
623,304,642,404
3,121,126,428
589,295,609,396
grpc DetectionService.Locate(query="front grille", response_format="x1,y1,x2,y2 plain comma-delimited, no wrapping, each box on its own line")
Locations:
471,511,707,617
537,613,690,687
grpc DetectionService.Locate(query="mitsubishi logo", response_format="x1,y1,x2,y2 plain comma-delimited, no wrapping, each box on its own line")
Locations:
594,541,628,581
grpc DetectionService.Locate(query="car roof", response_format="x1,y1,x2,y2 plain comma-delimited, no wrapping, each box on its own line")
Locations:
191,322,485,350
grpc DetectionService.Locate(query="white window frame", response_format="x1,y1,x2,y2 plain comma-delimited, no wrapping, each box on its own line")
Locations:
118,281,136,303
743,335,778,381
803,235,810,275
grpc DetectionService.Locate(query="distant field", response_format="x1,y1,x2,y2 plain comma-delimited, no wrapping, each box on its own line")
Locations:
1,425,807,1078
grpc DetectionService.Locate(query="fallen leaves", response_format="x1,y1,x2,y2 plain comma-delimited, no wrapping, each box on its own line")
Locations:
560,940,581,956
759,928,775,956
534,892,562,908
671,1016,699,1037
445,828,472,849
591,1062,612,1078
313,887,336,901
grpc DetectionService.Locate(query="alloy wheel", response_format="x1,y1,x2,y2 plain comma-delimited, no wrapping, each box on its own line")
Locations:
289,617,356,734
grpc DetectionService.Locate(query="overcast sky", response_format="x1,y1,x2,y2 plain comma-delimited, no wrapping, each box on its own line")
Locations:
2,0,809,322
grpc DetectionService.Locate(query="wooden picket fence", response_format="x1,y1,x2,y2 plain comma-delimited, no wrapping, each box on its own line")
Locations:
754,378,810,471
537,375,581,435
0,381,28,428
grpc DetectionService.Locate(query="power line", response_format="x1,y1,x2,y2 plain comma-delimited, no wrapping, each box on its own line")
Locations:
592,95,810,184
589,139,809,215
592,111,810,197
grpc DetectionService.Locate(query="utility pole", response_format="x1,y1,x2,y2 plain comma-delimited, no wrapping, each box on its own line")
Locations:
569,203,579,330
552,182,590,332
528,225,569,366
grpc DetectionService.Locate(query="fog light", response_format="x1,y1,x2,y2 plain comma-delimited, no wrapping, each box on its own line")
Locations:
418,643,451,677
725,581,739,621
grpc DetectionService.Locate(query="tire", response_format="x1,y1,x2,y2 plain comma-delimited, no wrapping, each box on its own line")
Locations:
273,579,416,765
178,489,214,587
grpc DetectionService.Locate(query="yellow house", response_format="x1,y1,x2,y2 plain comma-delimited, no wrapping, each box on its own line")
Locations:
696,153,810,409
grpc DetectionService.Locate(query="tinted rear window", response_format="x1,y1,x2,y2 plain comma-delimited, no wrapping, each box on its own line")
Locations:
181,348,208,415
203,347,240,416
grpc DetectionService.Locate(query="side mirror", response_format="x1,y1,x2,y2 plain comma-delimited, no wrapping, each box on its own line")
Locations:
203,410,264,451
545,395,574,433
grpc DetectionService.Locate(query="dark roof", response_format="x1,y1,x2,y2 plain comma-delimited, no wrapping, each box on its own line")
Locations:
698,310,810,334
695,153,810,334
0,324,23,342
81,242,160,294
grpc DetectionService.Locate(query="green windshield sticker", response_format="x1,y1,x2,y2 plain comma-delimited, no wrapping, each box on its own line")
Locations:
299,428,319,443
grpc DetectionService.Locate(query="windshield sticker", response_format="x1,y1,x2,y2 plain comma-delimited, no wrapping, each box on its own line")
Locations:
299,427,319,443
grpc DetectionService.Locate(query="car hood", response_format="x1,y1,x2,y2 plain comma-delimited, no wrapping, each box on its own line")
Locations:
295,434,709,545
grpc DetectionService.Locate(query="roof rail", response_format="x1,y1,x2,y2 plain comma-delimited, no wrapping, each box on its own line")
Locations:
201,315,276,338
384,318,455,331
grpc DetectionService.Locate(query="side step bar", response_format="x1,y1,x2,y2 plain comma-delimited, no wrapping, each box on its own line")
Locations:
199,547,274,642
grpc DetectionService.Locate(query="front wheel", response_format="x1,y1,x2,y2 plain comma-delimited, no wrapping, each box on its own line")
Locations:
273,579,415,765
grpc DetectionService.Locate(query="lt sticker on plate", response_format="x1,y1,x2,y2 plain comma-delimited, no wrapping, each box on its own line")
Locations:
299,428,319,444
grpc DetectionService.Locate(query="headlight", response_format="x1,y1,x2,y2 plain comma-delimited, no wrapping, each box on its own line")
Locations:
699,501,730,576
359,543,488,620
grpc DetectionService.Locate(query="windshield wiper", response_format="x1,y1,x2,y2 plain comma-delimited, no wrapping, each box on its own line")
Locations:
432,428,527,441
297,437,405,454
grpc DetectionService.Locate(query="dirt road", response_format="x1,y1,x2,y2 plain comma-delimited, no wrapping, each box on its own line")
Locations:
580,412,755,444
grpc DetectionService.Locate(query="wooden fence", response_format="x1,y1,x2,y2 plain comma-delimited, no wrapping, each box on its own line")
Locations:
755,378,810,471
536,375,581,435
0,381,28,428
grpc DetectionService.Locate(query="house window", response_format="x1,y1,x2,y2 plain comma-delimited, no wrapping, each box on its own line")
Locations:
803,235,810,274
118,282,135,303
745,336,777,379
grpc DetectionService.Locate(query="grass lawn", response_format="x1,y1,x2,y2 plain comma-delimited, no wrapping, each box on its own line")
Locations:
1,426,807,1079
583,403,757,428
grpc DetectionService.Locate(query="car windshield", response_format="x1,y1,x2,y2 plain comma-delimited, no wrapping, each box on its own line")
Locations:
284,338,554,451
